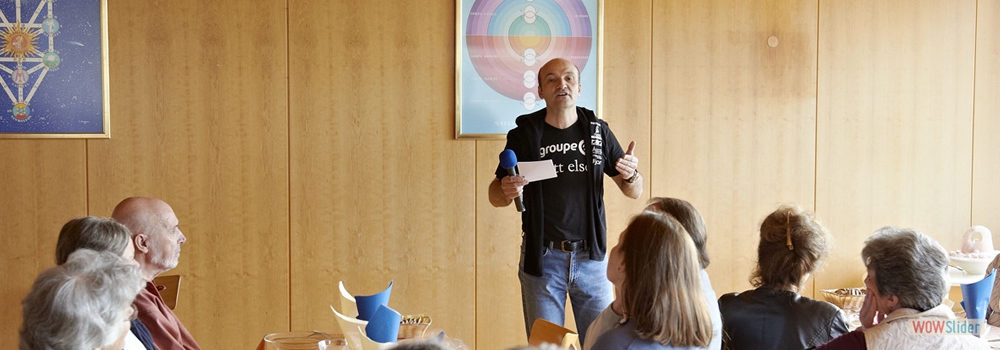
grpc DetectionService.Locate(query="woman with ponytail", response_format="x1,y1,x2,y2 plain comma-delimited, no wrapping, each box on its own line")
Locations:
718,205,848,350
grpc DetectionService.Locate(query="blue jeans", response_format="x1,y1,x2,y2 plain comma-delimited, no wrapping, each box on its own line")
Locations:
518,242,613,345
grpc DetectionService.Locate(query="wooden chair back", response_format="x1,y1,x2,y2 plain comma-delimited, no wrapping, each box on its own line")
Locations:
528,318,581,350
152,274,181,310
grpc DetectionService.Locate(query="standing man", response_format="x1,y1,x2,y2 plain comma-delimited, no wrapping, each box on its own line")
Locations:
112,197,201,350
489,58,643,343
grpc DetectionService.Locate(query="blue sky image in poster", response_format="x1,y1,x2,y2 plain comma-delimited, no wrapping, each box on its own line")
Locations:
460,0,599,137
0,0,105,134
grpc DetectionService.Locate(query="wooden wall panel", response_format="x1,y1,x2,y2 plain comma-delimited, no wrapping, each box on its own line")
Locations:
602,0,654,249
289,0,476,344
974,1,1000,231
652,0,819,296
0,141,87,346
476,139,525,350
87,1,290,348
815,0,976,290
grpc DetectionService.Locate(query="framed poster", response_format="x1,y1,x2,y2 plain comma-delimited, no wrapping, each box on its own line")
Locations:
0,0,110,138
456,0,602,139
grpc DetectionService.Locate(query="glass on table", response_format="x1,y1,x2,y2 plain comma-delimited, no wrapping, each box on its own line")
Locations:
263,331,345,350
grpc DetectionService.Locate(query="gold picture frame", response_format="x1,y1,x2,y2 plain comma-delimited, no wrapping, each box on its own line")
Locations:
0,0,111,139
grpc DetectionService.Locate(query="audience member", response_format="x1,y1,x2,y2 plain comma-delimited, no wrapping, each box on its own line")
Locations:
718,205,848,349
389,339,454,350
112,197,200,350
55,216,157,350
20,249,144,350
985,254,1000,326
56,216,135,264
585,197,721,350
506,345,562,350
816,227,989,349
589,211,713,349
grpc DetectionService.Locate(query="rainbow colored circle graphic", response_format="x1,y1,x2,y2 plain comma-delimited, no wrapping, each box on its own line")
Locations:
466,0,593,103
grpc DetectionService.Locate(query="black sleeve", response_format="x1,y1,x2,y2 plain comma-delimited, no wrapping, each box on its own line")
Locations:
602,122,626,177
495,131,518,179
829,310,852,339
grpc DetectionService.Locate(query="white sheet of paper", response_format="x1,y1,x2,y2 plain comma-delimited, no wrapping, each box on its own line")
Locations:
517,160,558,182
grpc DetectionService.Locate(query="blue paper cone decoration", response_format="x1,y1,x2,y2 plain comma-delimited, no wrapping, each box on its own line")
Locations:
365,304,402,343
355,280,393,321
961,269,996,319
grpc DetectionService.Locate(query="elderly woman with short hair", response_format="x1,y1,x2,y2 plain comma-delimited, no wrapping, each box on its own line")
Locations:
20,249,145,350
54,216,155,350
56,216,135,265
816,227,989,349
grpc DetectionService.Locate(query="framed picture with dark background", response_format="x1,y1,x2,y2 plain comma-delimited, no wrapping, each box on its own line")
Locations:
0,0,110,138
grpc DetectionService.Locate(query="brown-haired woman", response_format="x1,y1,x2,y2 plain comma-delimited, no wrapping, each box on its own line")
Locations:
718,205,849,350
585,197,722,349
589,211,713,349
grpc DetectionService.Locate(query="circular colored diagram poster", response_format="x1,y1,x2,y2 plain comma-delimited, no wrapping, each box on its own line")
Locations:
458,0,600,137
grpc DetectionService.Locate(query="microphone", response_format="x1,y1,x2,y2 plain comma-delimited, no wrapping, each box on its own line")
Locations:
499,149,526,212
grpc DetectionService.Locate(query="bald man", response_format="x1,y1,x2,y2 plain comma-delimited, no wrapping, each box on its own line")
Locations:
113,197,200,350
488,58,643,343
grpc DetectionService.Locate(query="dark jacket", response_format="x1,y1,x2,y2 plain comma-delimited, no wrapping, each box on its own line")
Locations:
131,318,158,350
495,106,624,277
719,288,850,350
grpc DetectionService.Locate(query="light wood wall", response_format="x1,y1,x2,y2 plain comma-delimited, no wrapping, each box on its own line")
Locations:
287,0,477,341
651,0,820,296
1,1,997,350
975,1,1000,233
91,0,293,345
815,0,978,290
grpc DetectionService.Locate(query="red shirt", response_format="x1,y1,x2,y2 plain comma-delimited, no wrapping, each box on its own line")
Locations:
135,281,201,350
814,329,866,350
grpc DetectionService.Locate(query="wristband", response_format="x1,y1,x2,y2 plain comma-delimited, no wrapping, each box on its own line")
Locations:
624,170,639,183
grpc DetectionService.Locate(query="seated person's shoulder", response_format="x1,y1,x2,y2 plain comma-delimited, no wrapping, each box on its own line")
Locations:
591,321,693,350
718,291,740,301
718,289,754,306
791,294,844,318
591,322,637,350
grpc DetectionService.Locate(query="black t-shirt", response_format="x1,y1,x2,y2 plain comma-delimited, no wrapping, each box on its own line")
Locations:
539,120,588,242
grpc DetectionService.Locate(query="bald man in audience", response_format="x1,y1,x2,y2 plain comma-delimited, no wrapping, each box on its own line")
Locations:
113,197,201,350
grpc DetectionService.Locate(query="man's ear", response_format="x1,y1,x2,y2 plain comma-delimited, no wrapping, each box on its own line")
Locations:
134,234,150,254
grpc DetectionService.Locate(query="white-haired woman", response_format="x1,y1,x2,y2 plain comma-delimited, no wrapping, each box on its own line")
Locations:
54,216,156,350
816,227,989,349
20,249,145,350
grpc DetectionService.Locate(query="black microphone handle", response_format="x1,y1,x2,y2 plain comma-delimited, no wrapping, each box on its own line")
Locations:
506,168,527,212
